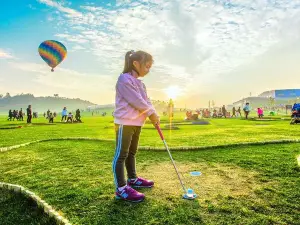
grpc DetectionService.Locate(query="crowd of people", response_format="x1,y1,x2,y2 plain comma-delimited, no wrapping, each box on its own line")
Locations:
7,108,24,121
91,110,108,117
45,107,82,123
7,105,83,124
7,105,33,123
185,103,266,120
6,102,298,125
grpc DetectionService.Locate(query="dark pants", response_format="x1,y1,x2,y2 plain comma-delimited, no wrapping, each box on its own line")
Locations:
244,111,249,119
27,115,32,123
61,115,67,121
19,116,23,121
113,124,141,188
49,118,54,123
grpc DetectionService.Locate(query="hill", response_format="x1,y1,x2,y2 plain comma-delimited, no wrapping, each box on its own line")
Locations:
0,93,96,114
231,96,297,109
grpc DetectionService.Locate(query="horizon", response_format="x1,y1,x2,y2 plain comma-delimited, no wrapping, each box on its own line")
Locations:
1,0,300,108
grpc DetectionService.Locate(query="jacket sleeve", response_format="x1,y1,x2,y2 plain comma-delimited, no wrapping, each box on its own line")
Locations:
117,79,155,117
142,83,157,113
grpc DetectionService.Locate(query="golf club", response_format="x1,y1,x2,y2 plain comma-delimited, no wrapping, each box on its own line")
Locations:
155,124,197,200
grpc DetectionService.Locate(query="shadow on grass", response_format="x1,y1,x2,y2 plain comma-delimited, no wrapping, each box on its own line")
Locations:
93,194,204,225
0,188,56,225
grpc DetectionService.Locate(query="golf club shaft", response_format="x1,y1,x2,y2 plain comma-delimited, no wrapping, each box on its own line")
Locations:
162,139,187,193
156,125,187,193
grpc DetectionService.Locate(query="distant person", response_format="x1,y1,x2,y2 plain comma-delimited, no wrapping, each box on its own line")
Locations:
232,107,236,117
218,108,223,117
205,109,210,118
27,105,32,123
61,107,68,122
236,107,241,117
53,112,57,117
47,109,50,119
43,112,46,118
7,110,13,121
222,105,227,118
292,103,298,111
212,109,217,118
258,108,264,119
75,109,81,122
15,110,20,120
19,108,23,121
12,110,17,121
243,103,250,119
67,112,73,123
49,112,54,123
186,111,192,120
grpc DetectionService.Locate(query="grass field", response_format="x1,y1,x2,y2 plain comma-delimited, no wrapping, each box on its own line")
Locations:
1,113,300,225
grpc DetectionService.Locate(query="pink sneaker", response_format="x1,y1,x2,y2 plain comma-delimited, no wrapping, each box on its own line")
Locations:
115,186,145,203
128,177,154,188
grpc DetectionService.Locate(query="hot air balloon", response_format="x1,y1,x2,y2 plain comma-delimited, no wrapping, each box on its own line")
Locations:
38,40,67,72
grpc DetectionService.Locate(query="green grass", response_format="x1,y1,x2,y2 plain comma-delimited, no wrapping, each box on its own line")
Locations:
0,113,300,225
0,113,298,148
0,188,56,225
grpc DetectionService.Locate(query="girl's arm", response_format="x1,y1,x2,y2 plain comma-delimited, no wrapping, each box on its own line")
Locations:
117,79,155,117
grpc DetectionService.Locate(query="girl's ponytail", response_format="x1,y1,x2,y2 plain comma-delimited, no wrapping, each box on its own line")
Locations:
122,50,153,75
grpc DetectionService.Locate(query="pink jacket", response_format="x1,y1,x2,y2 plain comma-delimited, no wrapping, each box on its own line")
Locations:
258,108,263,115
114,73,156,126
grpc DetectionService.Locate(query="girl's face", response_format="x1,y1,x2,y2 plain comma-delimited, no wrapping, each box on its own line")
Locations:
133,60,153,77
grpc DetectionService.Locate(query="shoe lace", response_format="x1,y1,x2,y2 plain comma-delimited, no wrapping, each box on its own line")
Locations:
125,186,137,195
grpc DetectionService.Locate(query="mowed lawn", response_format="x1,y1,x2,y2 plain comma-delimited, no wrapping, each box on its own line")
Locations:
0,113,300,225
0,112,299,148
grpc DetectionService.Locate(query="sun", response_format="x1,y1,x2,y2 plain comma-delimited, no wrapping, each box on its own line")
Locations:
165,86,181,100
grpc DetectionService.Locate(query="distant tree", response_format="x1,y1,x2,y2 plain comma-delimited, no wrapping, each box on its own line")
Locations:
0,94,3,99
54,94,59,97
4,93,11,98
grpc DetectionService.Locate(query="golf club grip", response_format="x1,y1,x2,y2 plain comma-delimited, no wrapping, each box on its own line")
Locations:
155,125,165,140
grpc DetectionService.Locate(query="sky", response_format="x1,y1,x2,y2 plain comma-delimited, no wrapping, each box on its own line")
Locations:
1,0,300,108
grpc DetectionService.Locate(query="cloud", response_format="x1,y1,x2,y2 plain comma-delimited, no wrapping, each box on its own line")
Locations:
42,1,300,71
71,45,86,51
7,61,114,91
55,33,88,44
0,49,14,59
80,6,99,12
28,4,37,10
36,0,300,104
37,0,82,17
7,62,48,74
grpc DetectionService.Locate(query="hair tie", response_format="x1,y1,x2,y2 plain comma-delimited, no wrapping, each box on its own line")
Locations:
129,50,135,57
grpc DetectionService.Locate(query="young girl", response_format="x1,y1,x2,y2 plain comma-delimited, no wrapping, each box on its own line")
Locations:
61,107,68,122
113,50,159,203
257,108,263,119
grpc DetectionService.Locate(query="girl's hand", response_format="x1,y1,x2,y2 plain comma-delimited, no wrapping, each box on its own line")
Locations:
149,113,160,126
